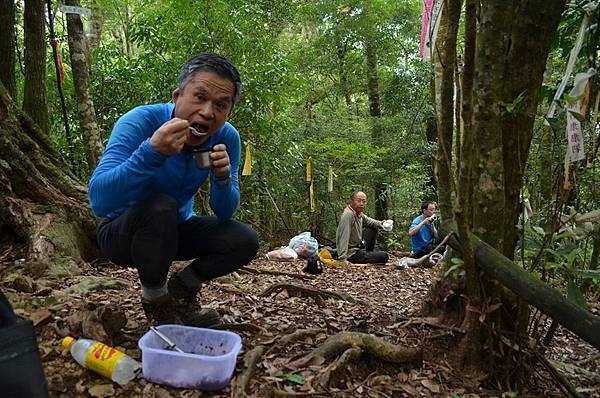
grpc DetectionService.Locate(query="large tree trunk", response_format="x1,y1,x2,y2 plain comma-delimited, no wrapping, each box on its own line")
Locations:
465,0,566,387
455,0,480,366
0,0,17,100
65,0,103,173
23,0,48,134
433,0,460,219
499,0,567,259
0,83,97,275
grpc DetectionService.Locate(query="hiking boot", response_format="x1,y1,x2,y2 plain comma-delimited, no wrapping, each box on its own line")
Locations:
141,295,182,326
167,272,199,303
167,273,223,328
142,294,222,328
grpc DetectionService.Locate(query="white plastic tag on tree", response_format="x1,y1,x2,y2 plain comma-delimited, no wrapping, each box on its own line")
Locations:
545,15,589,124
59,5,91,16
565,69,595,163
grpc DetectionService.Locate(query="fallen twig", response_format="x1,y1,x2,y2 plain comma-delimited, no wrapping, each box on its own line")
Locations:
260,283,365,305
535,350,581,398
232,345,265,398
240,266,316,280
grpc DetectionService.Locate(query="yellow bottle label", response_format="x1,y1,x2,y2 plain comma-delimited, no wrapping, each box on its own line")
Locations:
85,342,125,379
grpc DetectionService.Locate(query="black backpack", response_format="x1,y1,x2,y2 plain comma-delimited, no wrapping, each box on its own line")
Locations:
303,254,324,275
0,291,49,397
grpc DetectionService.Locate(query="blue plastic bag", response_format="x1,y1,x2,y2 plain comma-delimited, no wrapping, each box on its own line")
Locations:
288,232,318,258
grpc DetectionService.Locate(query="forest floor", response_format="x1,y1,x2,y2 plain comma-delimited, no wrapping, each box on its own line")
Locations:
2,251,599,398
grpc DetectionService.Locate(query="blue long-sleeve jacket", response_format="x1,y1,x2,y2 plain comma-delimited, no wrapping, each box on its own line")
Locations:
89,103,241,222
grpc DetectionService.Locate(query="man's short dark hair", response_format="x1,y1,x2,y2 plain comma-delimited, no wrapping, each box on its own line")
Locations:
177,53,242,104
421,201,436,213
349,190,364,201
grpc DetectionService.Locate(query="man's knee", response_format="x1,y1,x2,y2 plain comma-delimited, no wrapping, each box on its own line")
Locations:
235,223,259,262
131,194,178,224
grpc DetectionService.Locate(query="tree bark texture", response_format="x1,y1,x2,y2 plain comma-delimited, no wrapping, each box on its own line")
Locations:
65,0,104,173
499,0,567,259
0,83,97,268
471,0,510,251
433,0,460,219
0,0,17,99
88,0,104,53
23,0,48,135
455,0,480,366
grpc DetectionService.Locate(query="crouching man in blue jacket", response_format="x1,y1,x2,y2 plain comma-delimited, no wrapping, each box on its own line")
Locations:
89,53,259,327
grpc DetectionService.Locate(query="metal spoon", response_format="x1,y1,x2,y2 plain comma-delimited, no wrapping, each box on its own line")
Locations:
150,326,185,353
189,126,208,137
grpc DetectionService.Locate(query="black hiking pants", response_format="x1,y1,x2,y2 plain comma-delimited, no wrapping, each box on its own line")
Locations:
97,194,259,288
347,225,389,264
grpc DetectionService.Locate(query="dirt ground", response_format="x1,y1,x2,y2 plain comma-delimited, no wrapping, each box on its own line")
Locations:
2,252,599,397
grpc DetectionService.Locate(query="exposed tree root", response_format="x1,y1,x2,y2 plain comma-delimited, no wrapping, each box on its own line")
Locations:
289,332,422,369
240,266,316,280
278,328,323,346
232,345,264,398
260,283,365,305
318,346,363,387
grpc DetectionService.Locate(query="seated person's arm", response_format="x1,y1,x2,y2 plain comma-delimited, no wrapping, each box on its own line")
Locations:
336,212,352,260
408,216,430,236
363,215,383,229
89,108,169,217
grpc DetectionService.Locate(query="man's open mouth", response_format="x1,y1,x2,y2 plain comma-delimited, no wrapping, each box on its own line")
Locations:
189,123,208,137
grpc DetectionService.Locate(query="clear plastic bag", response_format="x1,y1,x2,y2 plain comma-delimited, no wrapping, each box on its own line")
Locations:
266,246,298,261
288,232,318,258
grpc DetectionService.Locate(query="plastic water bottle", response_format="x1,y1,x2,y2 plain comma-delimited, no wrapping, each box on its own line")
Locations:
61,336,141,385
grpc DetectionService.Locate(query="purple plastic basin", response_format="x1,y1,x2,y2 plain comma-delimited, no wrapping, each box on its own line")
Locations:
138,324,242,390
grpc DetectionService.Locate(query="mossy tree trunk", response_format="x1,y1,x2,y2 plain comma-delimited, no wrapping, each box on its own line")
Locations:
0,0,17,100
0,82,97,272
23,0,48,135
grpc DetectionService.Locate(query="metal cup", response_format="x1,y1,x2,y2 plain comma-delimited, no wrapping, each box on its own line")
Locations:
195,148,212,169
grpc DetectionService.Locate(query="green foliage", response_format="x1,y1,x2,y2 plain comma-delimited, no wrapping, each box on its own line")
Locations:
519,223,596,309
32,0,430,248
